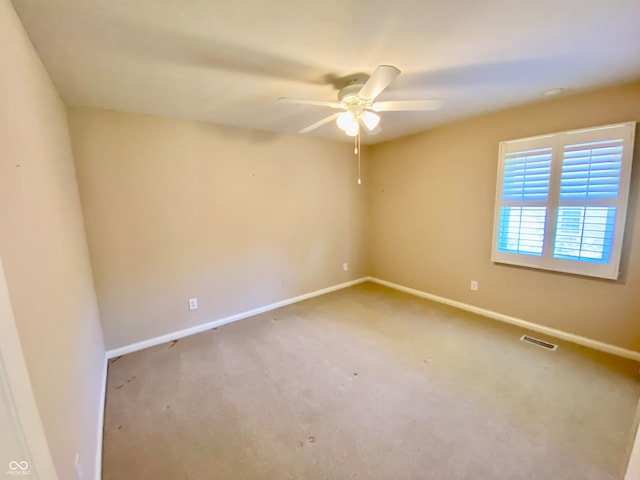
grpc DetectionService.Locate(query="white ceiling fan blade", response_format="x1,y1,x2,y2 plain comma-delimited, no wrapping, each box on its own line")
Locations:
371,100,443,112
357,65,401,101
299,112,341,133
278,97,342,109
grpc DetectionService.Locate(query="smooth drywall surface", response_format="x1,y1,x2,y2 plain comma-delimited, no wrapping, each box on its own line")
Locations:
368,83,640,351
0,259,59,479
69,107,367,350
0,1,106,478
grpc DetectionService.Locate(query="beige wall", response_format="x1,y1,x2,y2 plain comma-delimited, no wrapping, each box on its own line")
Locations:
68,107,367,350
367,82,640,351
69,85,640,353
0,1,105,479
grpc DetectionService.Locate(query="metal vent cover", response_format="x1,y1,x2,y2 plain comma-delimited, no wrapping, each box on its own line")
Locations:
520,335,558,351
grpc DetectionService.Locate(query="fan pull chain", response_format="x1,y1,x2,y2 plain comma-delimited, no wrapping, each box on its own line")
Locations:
357,131,362,185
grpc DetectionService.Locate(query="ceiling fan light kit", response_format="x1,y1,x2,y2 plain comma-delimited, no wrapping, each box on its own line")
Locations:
336,110,379,137
278,65,443,183
361,110,381,131
345,124,359,137
336,111,358,133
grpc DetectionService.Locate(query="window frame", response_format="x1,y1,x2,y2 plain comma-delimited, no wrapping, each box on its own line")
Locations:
491,122,636,280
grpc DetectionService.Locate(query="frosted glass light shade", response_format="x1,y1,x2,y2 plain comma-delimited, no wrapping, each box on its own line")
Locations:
361,111,380,130
337,112,357,131
345,123,359,136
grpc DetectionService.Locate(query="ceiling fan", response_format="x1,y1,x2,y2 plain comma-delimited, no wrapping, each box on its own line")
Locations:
278,65,442,137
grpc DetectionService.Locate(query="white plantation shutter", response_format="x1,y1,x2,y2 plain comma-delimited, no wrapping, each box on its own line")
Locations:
492,122,635,279
497,144,552,256
553,138,623,264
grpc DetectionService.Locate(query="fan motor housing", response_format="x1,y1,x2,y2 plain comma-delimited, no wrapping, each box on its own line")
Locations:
338,84,365,102
336,72,370,102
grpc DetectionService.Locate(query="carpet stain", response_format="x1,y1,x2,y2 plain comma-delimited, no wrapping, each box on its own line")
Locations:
117,426,122,430
307,436,316,444
169,340,178,349
353,373,358,376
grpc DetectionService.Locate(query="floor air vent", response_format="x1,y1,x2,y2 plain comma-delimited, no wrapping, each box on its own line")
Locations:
520,335,558,351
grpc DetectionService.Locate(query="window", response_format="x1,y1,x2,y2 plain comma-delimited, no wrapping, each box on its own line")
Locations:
492,122,635,279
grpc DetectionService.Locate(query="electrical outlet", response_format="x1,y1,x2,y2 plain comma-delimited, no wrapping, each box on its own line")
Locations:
188,298,198,310
470,280,478,291
75,453,83,480
343,263,349,272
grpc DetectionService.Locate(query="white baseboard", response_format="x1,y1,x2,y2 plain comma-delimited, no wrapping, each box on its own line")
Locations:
366,276,640,361
94,356,108,480
106,277,368,359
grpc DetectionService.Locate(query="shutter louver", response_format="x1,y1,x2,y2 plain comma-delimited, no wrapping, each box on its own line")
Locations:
502,148,552,202
559,140,623,202
553,207,616,263
498,207,546,255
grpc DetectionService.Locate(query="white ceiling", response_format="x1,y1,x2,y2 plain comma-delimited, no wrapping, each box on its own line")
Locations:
12,0,640,144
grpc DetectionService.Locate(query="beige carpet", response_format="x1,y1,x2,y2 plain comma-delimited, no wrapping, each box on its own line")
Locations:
102,282,640,479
